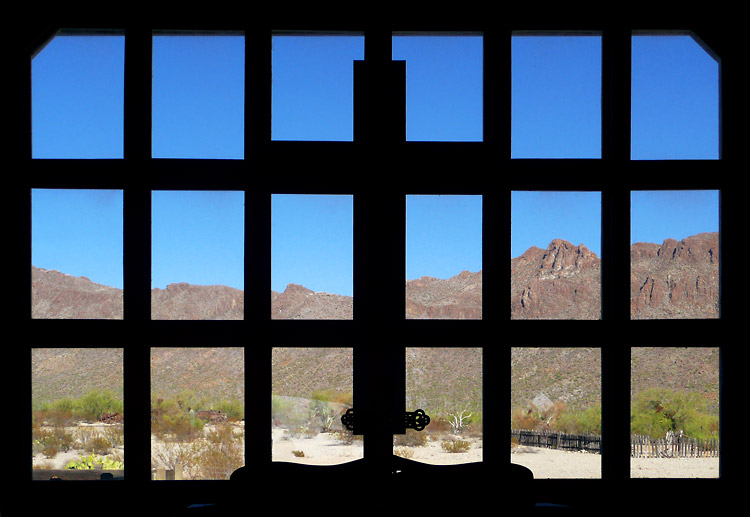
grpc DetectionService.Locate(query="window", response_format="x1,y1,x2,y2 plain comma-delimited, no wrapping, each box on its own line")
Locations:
12,16,737,515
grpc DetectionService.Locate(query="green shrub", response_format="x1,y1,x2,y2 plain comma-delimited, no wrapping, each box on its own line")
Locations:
441,439,471,453
393,429,428,447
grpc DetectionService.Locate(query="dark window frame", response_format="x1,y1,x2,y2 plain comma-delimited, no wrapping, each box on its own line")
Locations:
9,13,738,514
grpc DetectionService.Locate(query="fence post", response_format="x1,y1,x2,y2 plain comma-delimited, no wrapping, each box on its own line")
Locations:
175,464,183,480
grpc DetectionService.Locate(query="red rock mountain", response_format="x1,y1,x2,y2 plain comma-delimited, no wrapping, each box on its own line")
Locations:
31,232,718,320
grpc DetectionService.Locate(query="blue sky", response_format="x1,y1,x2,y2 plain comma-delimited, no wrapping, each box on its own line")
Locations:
30,33,720,293
512,191,602,258
407,195,482,280
272,195,353,296
631,190,719,245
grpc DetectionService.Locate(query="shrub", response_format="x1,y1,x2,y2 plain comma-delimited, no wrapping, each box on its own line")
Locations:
441,439,471,453
393,429,428,447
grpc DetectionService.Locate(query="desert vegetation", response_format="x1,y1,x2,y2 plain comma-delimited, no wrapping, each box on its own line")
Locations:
32,388,124,471
151,390,244,480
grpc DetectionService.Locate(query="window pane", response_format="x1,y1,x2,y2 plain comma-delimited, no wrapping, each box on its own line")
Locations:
152,34,245,158
272,35,364,141
511,34,601,158
151,347,245,480
272,348,360,465
32,189,124,319
631,34,719,160
396,348,482,464
392,35,483,142
631,190,719,319
406,195,482,319
151,191,244,320
32,348,124,479
32,34,125,159
511,191,601,319
631,347,720,478
511,347,601,479
272,194,353,319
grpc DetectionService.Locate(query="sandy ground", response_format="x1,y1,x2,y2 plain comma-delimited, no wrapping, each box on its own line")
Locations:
272,428,483,465
511,445,719,478
32,423,125,470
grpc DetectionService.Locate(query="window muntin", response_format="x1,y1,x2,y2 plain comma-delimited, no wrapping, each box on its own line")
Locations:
631,34,720,160
31,33,125,159
22,24,728,496
151,33,245,159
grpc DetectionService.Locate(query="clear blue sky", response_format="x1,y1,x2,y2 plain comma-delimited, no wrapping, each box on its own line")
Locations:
152,191,245,290
32,189,125,288
407,195,482,280
631,190,719,245
30,32,720,293
512,191,602,258
272,194,353,296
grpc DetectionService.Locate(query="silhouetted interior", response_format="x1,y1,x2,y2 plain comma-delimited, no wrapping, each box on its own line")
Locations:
7,8,740,517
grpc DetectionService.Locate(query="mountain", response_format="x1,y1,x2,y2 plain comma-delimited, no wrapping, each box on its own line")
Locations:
511,346,719,415
630,232,719,319
511,240,601,319
510,232,719,319
31,231,718,320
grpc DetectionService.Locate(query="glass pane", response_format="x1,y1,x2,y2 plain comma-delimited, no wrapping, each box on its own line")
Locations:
511,347,601,479
406,195,482,319
631,347,720,478
272,195,353,319
151,191,244,320
631,34,719,160
151,347,245,480
32,34,125,159
392,35,483,141
32,348,124,479
152,34,245,158
396,348,482,464
631,190,719,319
511,34,601,158
272,34,364,141
32,189,123,319
272,348,360,464
511,191,601,319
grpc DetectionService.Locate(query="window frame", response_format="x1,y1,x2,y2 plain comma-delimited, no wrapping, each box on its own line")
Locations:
9,12,738,514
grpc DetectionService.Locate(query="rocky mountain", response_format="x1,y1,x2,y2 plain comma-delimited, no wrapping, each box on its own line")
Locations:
510,232,719,319
406,270,482,319
511,240,601,319
630,232,719,319
31,232,718,321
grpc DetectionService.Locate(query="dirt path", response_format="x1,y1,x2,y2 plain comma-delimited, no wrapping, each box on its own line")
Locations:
511,445,719,478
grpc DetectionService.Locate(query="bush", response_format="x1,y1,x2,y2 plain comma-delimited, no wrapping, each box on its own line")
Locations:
393,429,428,447
441,439,471,453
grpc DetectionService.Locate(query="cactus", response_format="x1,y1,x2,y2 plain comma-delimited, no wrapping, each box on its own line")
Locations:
66,454,123,470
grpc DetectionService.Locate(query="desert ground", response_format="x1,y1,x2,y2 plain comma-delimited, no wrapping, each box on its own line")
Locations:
272,428,483,465
511,445,719,478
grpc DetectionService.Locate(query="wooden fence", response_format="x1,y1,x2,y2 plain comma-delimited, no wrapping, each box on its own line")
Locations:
511,429,601,454
631,434,719,458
